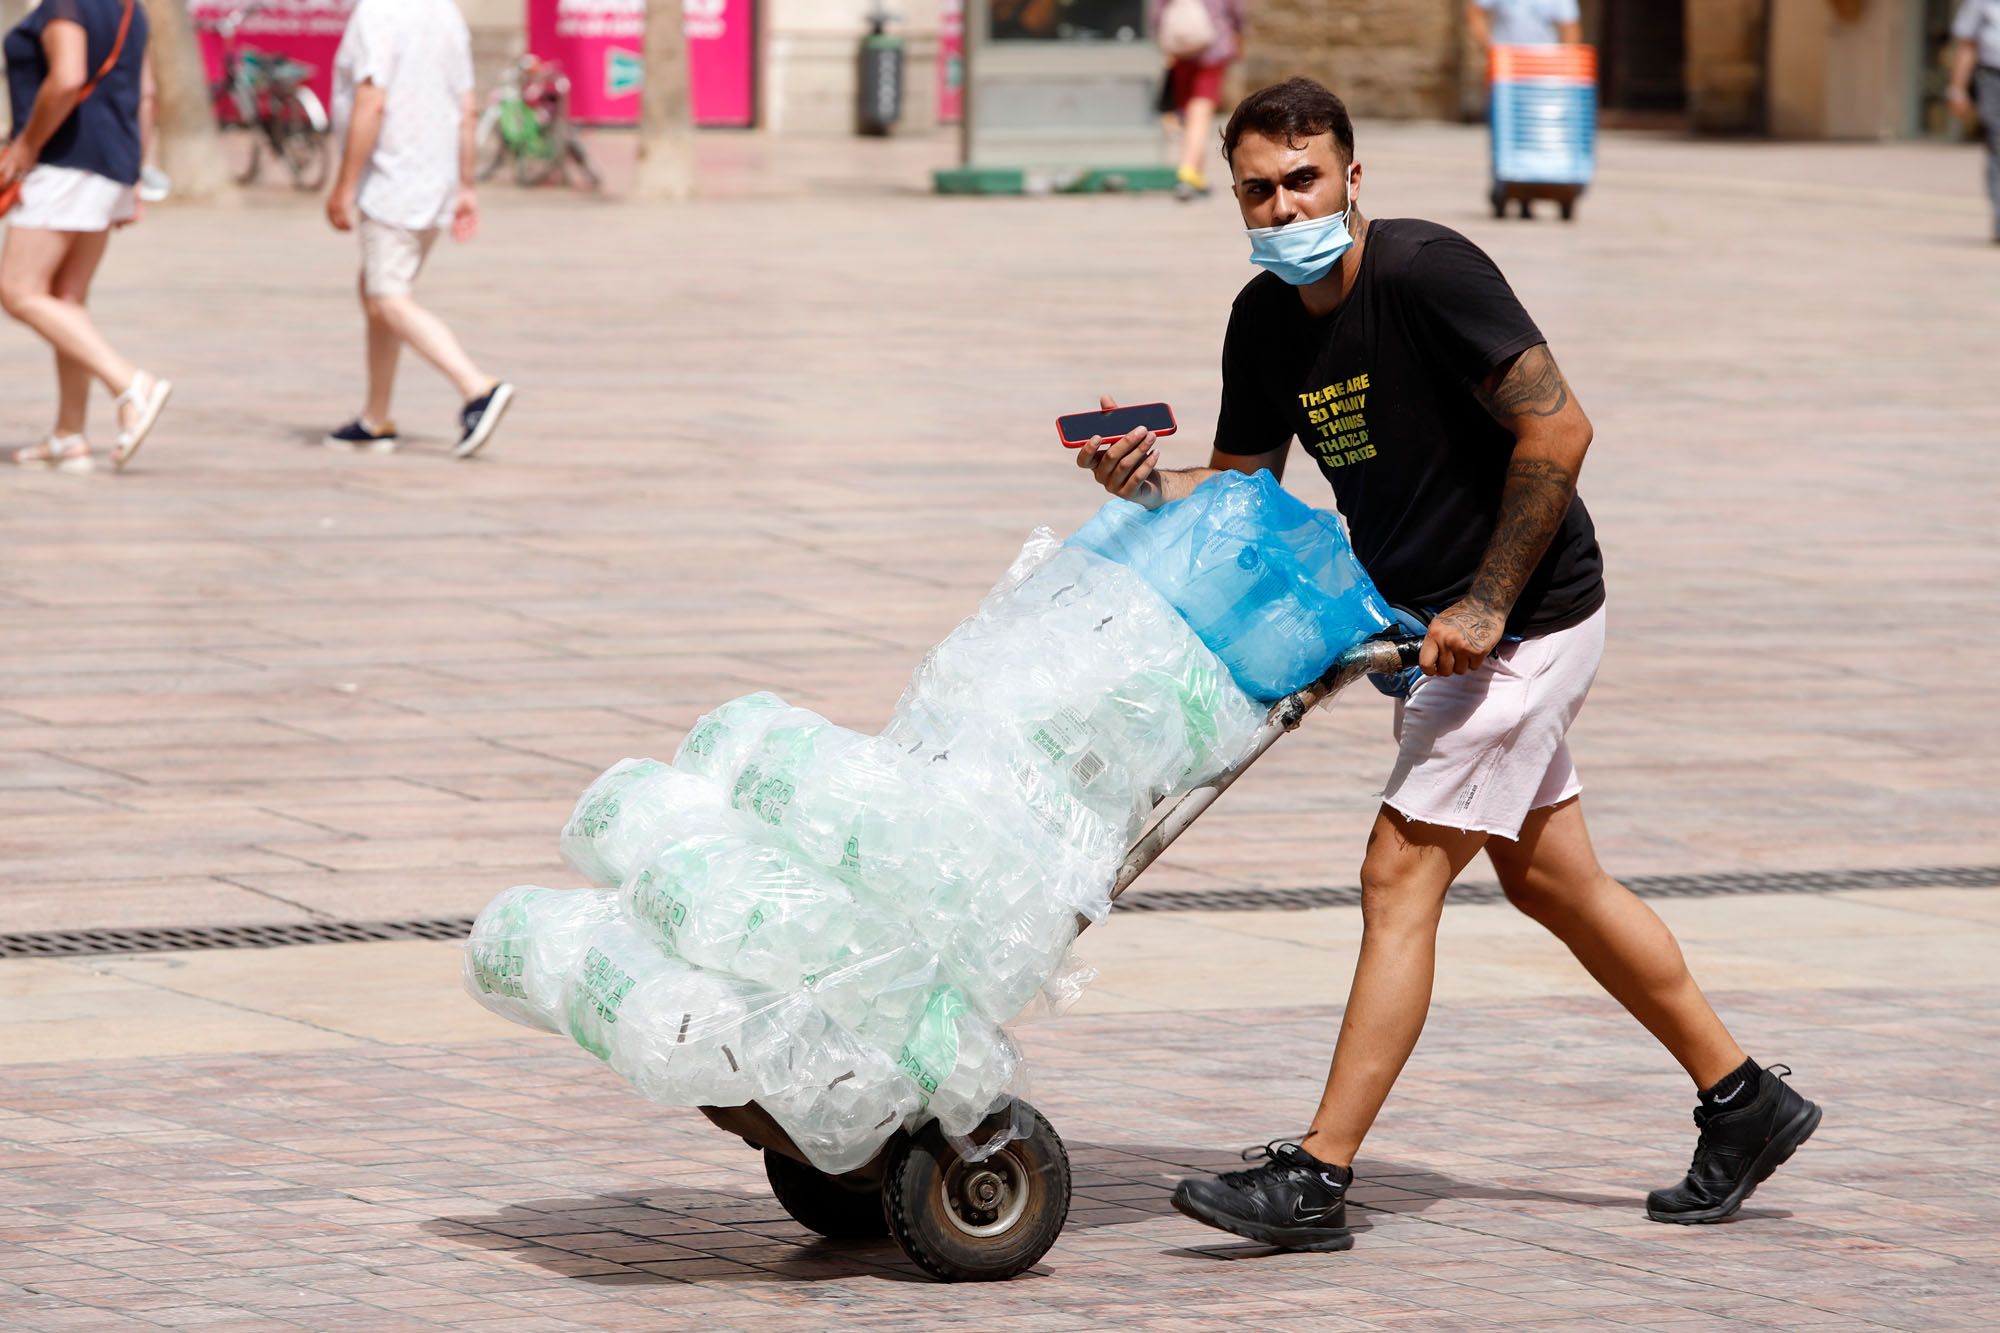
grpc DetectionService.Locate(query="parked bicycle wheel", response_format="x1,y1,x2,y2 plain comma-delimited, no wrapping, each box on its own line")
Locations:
513,147,560,189
272,92,330,192
563,135,602,191
472,103,505,181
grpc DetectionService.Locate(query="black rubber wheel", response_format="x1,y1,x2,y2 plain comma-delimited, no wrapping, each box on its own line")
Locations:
1517,198,1534,219
1559,197,1577,221
882,1102,1071,1282
1489,183,1507,219
763,1149,889,1240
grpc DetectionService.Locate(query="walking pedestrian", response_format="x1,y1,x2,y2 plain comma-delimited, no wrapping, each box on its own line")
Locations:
325,0,514,458
1464,0,1581,50
1153,0,1245,200
1078,79,1819,1251
2,0,172,473
1945,0,2000,243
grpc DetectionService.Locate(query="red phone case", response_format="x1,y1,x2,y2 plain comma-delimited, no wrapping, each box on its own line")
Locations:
1057,404,1178,448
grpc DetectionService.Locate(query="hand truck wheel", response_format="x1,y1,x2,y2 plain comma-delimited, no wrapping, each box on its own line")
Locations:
763,1148,890,1240
882,1101,1070,1281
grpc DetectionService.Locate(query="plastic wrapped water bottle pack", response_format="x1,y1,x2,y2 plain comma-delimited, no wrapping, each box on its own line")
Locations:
465,479,1394,1174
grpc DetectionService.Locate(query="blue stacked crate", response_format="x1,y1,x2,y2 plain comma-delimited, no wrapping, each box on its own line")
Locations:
1488,43,1597,219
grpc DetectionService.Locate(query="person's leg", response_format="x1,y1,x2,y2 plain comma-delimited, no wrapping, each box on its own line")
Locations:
366,292,492,401
1977,68,2000,240
1300,807,1489,1166
1484,796,1744,1088
49,229,111,438
1178,96,1216,176
359,269,402,426
0,227,137,395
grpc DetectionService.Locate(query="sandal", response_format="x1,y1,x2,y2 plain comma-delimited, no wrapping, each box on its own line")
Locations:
11,432,95,473
112,370,173,470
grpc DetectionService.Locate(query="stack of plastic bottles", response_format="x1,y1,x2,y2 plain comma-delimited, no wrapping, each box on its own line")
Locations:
464,470,1394,1175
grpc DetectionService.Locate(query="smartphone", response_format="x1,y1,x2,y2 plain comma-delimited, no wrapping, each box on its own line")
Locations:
1056,403,1178,449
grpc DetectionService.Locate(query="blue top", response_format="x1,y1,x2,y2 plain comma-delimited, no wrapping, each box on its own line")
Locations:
5,0,149,186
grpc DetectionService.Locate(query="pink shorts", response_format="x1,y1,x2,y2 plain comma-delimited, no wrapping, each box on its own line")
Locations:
1380,604,1605,840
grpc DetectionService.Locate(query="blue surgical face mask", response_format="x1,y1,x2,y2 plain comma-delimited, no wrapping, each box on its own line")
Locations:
1246,172,1357,286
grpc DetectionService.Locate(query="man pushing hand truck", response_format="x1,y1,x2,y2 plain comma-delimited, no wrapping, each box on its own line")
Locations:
1075,79,1820,1252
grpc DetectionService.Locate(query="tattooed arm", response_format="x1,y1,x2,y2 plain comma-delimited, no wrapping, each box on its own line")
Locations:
1422,343,1593,676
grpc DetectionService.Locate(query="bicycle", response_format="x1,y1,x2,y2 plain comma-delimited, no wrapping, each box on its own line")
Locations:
202,3,331,191
475,55,602,190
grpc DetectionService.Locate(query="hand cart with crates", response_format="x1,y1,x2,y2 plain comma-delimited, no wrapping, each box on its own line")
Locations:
1488,43,1597,221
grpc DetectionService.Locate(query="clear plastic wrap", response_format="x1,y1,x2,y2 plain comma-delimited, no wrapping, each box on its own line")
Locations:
761,1013,924,1174
562,919,814,1107
471,515,1310,1175
673,692,823,786
888,545,1263,843
464,886,621,1033
623,832,858,991
895,984,1023,1137
560,760,730,887
1069,468,1395,700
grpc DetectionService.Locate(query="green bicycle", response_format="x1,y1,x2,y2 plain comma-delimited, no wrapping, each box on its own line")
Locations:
475,55,602,190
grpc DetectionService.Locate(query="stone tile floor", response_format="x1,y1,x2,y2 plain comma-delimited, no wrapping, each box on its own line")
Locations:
1,990,1993,1331
3,120,1998,1329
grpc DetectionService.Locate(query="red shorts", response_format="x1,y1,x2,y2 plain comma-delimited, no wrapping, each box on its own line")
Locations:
1170,59,1227,110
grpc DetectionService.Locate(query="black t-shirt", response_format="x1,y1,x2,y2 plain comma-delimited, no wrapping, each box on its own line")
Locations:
5,0,148,187
1215,218,1605,636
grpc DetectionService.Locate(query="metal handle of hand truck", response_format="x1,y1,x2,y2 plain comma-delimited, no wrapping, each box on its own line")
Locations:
1106,633,1428,903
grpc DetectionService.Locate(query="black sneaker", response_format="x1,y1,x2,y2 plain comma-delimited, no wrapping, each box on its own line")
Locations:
454,381,514,459
1171,1140,1354,1251
324,418,398,452
1647,1063,1821,1224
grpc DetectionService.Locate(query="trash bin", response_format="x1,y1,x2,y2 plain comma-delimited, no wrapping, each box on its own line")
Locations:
857,11,905,136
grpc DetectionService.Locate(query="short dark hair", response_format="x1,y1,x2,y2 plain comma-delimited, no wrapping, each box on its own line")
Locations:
1221,78,1356,167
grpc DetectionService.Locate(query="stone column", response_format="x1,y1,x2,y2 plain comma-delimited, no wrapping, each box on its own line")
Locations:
1684,0,1767,133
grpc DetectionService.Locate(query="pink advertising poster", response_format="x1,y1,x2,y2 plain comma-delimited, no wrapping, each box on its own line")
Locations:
527,0,757,129
937,0,963,125
191,0,355,107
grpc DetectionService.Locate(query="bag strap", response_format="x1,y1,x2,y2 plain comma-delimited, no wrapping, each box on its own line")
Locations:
75,0,138,106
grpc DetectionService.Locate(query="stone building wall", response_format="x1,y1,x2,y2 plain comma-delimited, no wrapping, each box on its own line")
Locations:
1235,0,1463,121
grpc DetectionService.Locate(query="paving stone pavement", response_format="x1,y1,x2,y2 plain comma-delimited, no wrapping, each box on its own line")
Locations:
0,987,1994,1332
2,122,1998,1329
0,124,1996,933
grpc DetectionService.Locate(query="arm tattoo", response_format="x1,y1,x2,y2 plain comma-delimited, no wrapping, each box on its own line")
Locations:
1466,457,1577,619
1474,344,1571,423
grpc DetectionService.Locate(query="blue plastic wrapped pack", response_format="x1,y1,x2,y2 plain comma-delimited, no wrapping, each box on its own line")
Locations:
1067,469,1396,700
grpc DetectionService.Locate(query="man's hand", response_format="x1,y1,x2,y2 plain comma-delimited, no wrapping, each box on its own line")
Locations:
1420,597,1504,676
451,186,478,243
0,140,33,189
1076,393,1164,508
1947,85,1974,121
326,185,357,232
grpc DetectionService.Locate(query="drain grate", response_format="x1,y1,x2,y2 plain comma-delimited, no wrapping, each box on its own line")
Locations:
1112,864,2000,913
0,865,1994,959
0,917,476,960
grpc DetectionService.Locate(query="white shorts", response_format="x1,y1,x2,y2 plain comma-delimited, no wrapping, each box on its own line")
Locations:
359,217,438,298
6,165,137,232
1380,604,1606,840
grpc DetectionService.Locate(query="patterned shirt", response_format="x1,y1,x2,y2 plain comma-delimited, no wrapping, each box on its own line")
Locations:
332,0,474,231
1955,0,2000,69
1476,0,1580,46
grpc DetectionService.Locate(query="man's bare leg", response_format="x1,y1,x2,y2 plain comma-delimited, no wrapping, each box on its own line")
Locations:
1300,806,1488,1167
364,292,492,402
1485,796,1744,1088
360,273,403,427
